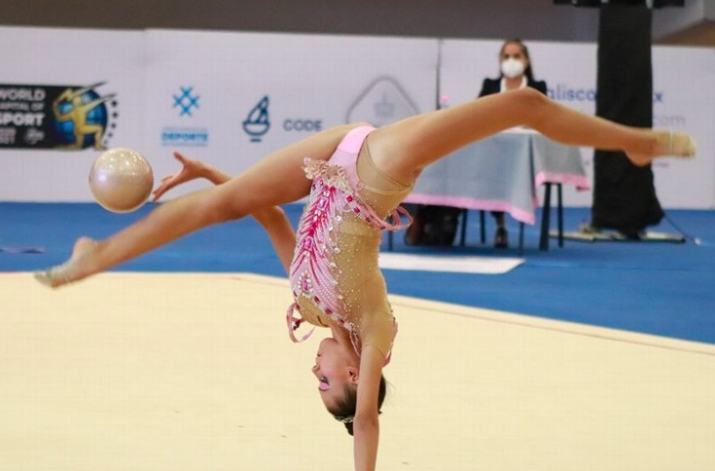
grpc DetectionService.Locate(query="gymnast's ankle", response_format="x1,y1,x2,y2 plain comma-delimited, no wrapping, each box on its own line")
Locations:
33,237,99,289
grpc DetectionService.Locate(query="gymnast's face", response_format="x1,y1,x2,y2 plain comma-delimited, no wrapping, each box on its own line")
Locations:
312,337,359,410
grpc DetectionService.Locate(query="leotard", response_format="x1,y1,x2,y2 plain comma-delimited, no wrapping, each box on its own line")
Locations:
287,125,412,364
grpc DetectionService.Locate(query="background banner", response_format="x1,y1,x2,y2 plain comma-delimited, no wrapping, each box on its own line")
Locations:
0,83,117,150
0,27,145,202
1,26,713,210
141,30,438,196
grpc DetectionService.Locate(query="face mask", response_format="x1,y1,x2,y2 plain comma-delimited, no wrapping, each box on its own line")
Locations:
501,58,525,79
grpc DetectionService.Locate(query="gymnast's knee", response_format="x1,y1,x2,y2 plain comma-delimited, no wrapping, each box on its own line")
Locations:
512,88,549,123
514,87,547,106
200,190,247,225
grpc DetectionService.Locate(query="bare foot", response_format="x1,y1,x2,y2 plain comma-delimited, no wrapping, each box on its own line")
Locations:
627,130,697,167
33,237,98,288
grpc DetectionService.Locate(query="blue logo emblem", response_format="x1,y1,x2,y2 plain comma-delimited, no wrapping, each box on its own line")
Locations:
243,96,270,142
173,86,200,117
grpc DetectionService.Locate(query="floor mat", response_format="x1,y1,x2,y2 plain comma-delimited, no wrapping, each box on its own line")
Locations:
2,271,714,471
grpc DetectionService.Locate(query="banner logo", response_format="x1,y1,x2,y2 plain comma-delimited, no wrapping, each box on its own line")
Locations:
0,82,117,150
346,77,419,127
243,96,270,142
162,86,208,147
172,86,200,117
161,127,209,147
548,83,665,104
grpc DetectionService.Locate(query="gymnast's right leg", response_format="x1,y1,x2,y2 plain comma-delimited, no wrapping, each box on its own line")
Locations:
35,124,359,288
365,88,695,186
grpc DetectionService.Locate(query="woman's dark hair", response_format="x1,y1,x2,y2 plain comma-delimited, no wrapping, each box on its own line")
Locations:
499,38,536,82
328,374,387,436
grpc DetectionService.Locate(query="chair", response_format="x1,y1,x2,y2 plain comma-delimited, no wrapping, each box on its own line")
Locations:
385,182,564,254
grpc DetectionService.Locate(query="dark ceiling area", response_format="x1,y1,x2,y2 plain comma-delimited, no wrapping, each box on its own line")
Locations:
1,0,711,45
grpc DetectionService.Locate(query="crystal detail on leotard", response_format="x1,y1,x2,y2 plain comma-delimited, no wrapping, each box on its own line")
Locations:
287,146,412,363
289,160,370,327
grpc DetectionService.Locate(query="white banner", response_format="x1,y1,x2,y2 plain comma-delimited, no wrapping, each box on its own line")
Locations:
142,30,438,197
0,27,145,202
1,26,713,210
439,39,715,210
0,27,437,202
650,46,715,209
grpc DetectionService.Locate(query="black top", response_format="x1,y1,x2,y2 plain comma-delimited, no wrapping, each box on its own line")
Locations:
478,77,548,98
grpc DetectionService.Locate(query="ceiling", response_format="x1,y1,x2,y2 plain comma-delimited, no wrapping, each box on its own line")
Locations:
0,0,713,46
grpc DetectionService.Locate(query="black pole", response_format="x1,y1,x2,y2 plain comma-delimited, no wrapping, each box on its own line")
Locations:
590,4,663,237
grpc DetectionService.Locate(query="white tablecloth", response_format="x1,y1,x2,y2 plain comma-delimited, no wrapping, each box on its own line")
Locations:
405,129,590,225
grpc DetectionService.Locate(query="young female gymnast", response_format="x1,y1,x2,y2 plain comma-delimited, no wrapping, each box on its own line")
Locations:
34,88,696,471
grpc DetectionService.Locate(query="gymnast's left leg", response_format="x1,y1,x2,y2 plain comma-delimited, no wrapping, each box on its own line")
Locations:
365,88,695,186
34,124,359,288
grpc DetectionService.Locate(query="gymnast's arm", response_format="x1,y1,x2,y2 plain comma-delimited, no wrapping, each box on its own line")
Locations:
152,152,296,274
353,346,385,471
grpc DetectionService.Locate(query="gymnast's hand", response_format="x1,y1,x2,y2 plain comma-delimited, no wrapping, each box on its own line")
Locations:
151,152,208,201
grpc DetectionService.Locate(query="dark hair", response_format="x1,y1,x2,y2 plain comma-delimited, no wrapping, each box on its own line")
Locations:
328,374,387,436
499,38,536,82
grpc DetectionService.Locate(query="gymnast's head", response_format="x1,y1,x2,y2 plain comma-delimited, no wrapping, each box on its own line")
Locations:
312,337,387,436
499,38,535,82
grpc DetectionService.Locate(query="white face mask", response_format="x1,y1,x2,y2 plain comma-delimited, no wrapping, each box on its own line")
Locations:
501,58,525,79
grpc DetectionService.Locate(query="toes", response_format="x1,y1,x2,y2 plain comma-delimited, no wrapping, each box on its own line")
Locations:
33,271,54,288
33,266,71,289
672,133,697,158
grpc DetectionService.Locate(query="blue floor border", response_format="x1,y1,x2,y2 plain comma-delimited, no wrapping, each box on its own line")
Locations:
2,202,714,345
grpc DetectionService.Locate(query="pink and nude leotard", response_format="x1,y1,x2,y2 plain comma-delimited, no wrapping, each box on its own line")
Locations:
287,125,412,364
